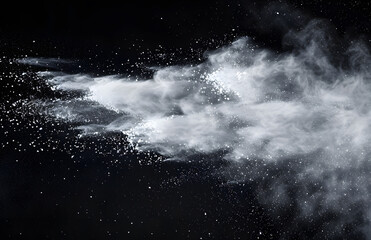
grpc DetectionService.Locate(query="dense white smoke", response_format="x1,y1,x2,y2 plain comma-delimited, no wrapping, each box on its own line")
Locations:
21,19,371,238
35,21,370,164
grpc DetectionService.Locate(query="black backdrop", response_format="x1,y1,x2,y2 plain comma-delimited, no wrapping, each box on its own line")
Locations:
1,0,371,239
2,0,370,51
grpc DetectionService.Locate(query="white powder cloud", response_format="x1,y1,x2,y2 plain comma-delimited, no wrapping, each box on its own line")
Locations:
35,21,371,165
21,19,371,238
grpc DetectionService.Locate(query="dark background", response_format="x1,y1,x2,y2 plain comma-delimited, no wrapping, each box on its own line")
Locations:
1,0,370,59
1,0,370,239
